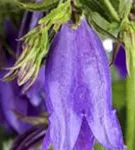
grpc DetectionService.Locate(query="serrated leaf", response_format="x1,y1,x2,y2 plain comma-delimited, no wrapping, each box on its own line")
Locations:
16,0,59,11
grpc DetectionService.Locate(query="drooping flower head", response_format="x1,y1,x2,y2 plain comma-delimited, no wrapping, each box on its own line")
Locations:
42,18,124,150
114,45,127,78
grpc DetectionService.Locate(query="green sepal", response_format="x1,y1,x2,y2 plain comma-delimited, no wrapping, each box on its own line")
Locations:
39,1,71,25
4,1,72,91
13,110,48,125
16,0,59,11
120,20,135,74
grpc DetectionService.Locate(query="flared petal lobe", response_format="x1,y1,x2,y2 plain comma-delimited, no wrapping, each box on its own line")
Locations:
74,117,94,150
43,19,124,150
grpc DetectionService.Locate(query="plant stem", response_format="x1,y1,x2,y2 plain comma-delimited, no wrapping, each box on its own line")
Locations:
126,61,135,150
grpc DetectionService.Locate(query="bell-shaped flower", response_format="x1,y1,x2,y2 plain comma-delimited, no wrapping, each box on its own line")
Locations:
42,19,124,150
114,45,127,78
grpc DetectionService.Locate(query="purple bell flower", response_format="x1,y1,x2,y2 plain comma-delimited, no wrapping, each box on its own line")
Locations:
42,19,124,150
0,80,30,133
114,45,127,78
0,75,46,133
0,8,45,132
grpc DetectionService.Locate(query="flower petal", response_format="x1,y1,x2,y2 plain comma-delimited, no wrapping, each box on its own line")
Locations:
74,117,95,150
44,19,124,150
114,45,127,78
77,20,124,149
43,22,83,150
0,81,30,133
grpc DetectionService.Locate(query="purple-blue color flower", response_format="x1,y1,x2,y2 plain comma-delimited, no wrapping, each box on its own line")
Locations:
42,19,124,150
0,75,45,133
0,8,45,133
74,118,94,150
0,80,30,133
22,10,44,106
114,45,127,78
26,65,45,107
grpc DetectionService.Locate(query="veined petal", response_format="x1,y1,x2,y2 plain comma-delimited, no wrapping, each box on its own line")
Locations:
77,20,124,149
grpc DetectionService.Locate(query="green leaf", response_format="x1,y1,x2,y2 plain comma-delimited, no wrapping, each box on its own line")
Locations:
109,0,120,12
120,20,135,74
79,0,119,23
87,11,120,40
119,0,132,19
90,17,118,40
100,0,120,22
16,0,59,11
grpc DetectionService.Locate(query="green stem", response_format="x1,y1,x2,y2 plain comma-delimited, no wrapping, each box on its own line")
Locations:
100,0,120,22
126,61,135,150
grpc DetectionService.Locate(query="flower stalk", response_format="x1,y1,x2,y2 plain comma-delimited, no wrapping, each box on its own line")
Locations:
126,61,135,150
